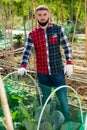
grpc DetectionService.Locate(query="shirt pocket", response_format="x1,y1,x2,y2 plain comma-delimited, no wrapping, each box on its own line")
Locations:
49,37,58,44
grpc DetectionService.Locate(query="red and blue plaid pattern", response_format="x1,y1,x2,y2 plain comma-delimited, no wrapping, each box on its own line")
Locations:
21,23,72,75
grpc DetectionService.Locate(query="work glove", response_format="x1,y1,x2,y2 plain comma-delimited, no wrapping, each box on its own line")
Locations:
64,64,73,77
17,67,27,76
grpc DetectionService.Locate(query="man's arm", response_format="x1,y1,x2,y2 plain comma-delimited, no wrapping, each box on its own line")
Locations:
60,26,73,77
17,34,34,76
60,26,72,64
20,33,34,68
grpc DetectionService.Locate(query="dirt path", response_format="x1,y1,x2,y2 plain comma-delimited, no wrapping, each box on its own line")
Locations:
66,42,87,108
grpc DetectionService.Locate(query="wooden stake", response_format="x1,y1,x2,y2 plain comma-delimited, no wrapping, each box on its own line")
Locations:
56,0,59,24
85,0,87,61
50,0,52,22
1,7,9,61
71,0,81,44
9,0,15,68
0,76,14,130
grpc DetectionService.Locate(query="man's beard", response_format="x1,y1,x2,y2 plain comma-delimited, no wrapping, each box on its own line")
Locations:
38,19,49,27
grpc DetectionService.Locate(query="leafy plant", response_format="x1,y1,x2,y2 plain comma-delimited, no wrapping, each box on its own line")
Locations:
1,79,65,130
19,100,65,130
19,102,31,119
0,30,4,40
0,79,35,129
24,120,37,130
40,122,54,130
64,20,75,41
13,34,23,45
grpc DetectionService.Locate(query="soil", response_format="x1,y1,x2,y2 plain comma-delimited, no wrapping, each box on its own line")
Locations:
13,42,23,49
66,42,87,108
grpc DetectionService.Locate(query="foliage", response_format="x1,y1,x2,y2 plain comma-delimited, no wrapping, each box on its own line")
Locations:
18,100,65,130
0,0,85,39
13,34,23,44
63,20,75,40
76,21,85,34
0,30,4,40
23,120,37,130
0,77,84,130
0,122,5,130
19,102,31,119
0,79,35,129
0,0,85,25
40,122,54,130
0,79,65,130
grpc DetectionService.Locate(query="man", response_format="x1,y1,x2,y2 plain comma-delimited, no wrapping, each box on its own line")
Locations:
17,5,73,122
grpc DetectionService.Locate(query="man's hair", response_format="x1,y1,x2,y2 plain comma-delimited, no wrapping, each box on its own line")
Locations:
36,5,49,12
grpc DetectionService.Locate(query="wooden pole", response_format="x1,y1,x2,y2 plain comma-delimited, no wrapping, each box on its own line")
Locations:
0,76,14,130
21,0,26,38
71,0,74,21
26,0,30,30
42,0,44,4
1,7,9,60
50,0,52,22
61,0,65,22
71,0,81,44
85,0,87,61
9,0,15,68
56,0,58,24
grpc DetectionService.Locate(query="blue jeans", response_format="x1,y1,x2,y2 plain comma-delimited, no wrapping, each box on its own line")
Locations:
37,71,69,121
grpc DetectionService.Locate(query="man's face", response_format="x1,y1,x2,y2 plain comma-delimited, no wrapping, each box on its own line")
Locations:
36,10,49,26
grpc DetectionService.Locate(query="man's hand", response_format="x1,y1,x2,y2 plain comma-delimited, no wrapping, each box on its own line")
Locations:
17,68,27,76
64,64,73,77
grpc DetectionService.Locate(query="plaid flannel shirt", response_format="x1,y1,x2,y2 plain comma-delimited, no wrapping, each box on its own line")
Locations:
21,23,72,75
